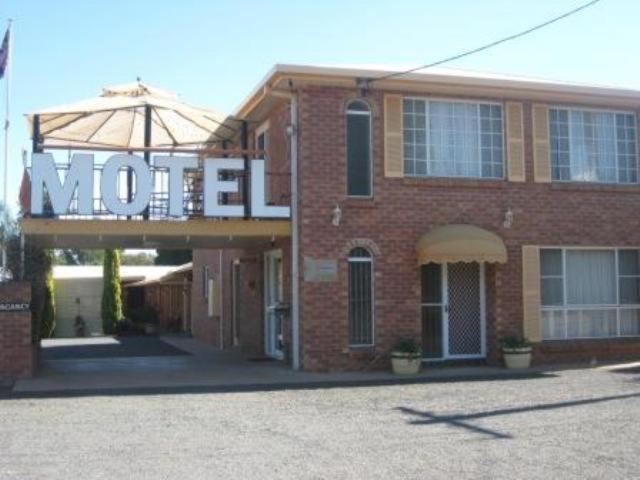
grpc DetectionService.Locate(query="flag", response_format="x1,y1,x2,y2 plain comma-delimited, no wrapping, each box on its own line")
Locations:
0,27,9,79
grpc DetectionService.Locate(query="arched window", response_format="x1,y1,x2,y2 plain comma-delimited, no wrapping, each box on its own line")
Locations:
346,100,372,197
348,247,374,345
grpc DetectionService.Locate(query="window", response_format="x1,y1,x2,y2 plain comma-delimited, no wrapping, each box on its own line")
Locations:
202,266,210,299
403,99,504,179
540,248,640,340
550,107,638,183
346,100,372,196
256,121,270,202
348,247,374,345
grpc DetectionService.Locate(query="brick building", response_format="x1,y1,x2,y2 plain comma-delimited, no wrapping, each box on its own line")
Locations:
190,64,640,371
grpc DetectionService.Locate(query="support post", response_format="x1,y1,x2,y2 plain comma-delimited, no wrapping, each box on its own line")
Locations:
241,120,250,218
221,139,228,206
126,150,133,220
143,105,152,220
32,114,41,154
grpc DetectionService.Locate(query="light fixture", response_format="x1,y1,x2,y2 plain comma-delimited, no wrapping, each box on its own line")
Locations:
332,204,342,227
503,208,514,229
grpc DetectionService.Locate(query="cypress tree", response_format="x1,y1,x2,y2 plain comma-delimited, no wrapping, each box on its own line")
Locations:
101,249,123,334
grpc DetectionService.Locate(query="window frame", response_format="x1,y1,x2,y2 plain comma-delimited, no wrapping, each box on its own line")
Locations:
202,265,210,300
540,246,640,340
549,105,639,185
255,120,270,202
346,99,373,198
402,96,506,181
347,247,375,347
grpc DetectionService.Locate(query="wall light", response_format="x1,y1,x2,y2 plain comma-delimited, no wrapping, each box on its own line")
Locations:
503,208,514,229
332,204,342,227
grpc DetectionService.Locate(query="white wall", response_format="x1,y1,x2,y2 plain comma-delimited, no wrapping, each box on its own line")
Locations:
54,278,103,337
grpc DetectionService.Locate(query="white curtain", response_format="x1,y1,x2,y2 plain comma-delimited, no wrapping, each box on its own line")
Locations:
429,102,479,177
566,250,616,305
570,111,616,182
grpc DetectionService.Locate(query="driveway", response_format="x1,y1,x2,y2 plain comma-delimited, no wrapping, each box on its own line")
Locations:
40,336,190,360
1,364,639,479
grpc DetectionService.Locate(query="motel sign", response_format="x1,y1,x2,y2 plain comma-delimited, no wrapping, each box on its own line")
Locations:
30,153,290,219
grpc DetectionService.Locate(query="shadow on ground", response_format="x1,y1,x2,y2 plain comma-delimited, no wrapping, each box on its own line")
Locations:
396,391,640,440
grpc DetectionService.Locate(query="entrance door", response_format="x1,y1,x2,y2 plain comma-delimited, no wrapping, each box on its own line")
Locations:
264,250,284,359
421,262,485,359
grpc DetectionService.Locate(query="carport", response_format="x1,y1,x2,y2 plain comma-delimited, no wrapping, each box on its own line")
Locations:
7,81,293,384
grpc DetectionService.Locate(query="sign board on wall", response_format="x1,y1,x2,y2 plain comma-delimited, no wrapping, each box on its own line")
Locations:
30,153,290,219
0,302,30,313
303,258,338,282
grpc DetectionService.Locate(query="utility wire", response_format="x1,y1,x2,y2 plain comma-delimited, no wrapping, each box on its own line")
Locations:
371,0,602,83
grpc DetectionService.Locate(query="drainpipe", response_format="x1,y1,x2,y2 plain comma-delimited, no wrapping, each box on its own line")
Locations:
289,94,300,370
219,249,224,349
255,88,301,370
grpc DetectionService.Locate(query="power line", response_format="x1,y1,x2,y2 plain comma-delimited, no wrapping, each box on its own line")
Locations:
370,0,602,84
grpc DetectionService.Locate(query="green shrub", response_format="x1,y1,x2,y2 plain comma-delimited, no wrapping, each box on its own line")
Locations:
41,272,56,338
392,338,421,355
502,337,532,349
101,249,123,334
128,304,159,325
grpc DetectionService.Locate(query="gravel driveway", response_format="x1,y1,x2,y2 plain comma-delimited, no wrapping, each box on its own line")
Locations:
1,365,639,479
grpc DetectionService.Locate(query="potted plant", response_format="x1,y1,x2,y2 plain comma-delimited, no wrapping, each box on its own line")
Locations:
502,337,533,369
391,339,422,375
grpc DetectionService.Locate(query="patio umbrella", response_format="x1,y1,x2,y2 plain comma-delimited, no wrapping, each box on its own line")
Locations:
26,81,236,149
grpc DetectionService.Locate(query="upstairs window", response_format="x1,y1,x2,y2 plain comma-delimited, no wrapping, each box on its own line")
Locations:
403,99,504,179
346,100,372,197
550,107,638,184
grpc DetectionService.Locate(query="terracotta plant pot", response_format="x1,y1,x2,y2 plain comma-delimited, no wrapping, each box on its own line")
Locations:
503,347,532,369
391,352,422,375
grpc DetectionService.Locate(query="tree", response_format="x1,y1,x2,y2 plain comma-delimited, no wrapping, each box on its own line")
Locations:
101,249,123,334
41,271,56,338
155,249,192,266
54,249,104,266
121,252,155,265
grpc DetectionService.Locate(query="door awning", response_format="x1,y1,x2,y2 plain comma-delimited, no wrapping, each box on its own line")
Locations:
417,224,507,264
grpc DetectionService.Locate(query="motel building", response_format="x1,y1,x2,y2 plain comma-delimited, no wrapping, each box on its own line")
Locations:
6,64,640,376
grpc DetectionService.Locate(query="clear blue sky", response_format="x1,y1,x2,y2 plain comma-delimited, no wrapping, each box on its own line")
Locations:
0,0,637,211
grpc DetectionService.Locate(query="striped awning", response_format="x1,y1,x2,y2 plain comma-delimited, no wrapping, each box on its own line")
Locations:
417,224,507,264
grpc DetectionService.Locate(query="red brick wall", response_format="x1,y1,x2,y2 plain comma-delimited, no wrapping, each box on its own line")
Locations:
0,282,35,378
190,99,294,357
295,85,640,371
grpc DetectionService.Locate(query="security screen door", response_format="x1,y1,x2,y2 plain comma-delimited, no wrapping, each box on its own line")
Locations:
421,262,486,359
264,250,284,359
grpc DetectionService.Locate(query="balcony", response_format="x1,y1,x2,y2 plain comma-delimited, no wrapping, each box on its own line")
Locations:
22,149,292,250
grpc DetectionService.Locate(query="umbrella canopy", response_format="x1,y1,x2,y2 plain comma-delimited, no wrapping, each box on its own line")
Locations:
26,82,236,149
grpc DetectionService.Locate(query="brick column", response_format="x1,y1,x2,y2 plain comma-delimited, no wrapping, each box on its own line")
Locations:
0,282,35,378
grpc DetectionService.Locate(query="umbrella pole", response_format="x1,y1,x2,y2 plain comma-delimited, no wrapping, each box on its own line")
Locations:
143,105,152,220
126,150,133,220
241,120,249,219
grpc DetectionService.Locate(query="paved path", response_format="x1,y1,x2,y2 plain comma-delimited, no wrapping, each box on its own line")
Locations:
1,364,639,479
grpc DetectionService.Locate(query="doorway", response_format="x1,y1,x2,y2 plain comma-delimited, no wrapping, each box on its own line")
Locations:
421,262,486,360
264,250,284,359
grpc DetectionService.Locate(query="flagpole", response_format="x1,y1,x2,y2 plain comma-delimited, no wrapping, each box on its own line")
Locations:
2,19,10,273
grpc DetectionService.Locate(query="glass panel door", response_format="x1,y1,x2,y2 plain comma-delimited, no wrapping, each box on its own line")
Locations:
447,262,483,357
420,262,485,359
264,250,284,359
421,263,443,358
